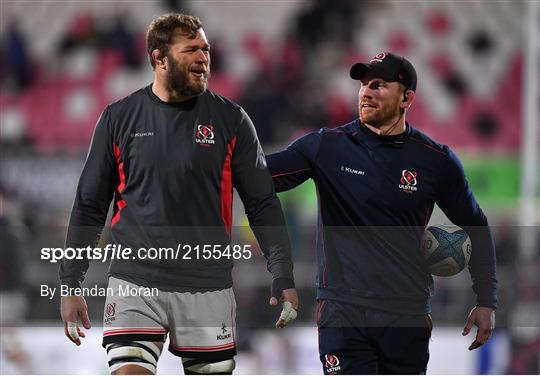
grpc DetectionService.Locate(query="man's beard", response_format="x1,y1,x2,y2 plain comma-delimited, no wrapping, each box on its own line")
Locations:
360,100,401,128
165,56,209,98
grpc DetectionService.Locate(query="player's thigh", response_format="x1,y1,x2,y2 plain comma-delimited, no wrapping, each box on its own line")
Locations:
318,325,378,374
318,299,378,375
110,341,164,375
108,341,164,375
373,313,432,374
167,287,237,374
102,277,168,345
102,277,169,374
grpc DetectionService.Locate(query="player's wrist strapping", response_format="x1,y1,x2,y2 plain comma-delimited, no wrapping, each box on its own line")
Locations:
271,277,295,298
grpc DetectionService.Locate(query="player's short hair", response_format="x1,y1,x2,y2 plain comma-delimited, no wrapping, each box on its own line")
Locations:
146,12,203,69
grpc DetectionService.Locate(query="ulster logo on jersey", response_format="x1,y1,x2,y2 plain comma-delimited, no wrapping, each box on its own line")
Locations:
104,302,116,325
399,169,418,193
324,354,341,373
195,124,215,147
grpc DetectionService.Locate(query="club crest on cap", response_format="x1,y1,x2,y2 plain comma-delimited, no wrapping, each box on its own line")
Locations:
370,52,388,63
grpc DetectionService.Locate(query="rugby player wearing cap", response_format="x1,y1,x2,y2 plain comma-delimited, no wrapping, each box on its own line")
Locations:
59,12,298,375
267,52,497,374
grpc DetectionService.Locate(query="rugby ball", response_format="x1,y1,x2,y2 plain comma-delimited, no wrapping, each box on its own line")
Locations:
422,224,472,277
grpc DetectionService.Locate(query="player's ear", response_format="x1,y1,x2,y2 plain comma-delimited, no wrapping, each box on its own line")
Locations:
152,49,167,70
400,89,415,110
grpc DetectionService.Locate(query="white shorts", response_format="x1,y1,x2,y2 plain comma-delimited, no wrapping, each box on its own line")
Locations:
102,277,236,359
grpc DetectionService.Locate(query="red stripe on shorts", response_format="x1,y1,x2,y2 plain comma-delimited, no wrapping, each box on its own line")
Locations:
171,342,236,352
104,328,166,336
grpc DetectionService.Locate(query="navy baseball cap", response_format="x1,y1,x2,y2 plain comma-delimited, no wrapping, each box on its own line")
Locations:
350,52,417,92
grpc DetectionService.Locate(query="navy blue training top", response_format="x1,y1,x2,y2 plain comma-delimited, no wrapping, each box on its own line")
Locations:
267,119,497,314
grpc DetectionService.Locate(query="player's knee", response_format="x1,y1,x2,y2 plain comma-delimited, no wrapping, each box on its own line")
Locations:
182,357,235,374
111,363,154,375
106,341,162,375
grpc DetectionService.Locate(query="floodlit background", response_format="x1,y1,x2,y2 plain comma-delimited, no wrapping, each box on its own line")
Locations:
1,0,539,374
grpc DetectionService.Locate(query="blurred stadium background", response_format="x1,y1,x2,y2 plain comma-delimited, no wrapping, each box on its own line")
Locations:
0,0,538,374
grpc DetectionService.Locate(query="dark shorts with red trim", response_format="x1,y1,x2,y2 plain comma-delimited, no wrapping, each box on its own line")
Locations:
102,277,236,360
317,299,432,375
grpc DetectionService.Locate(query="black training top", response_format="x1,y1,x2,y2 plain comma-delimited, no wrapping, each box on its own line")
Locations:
267,119,497,314
60,85,294,291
